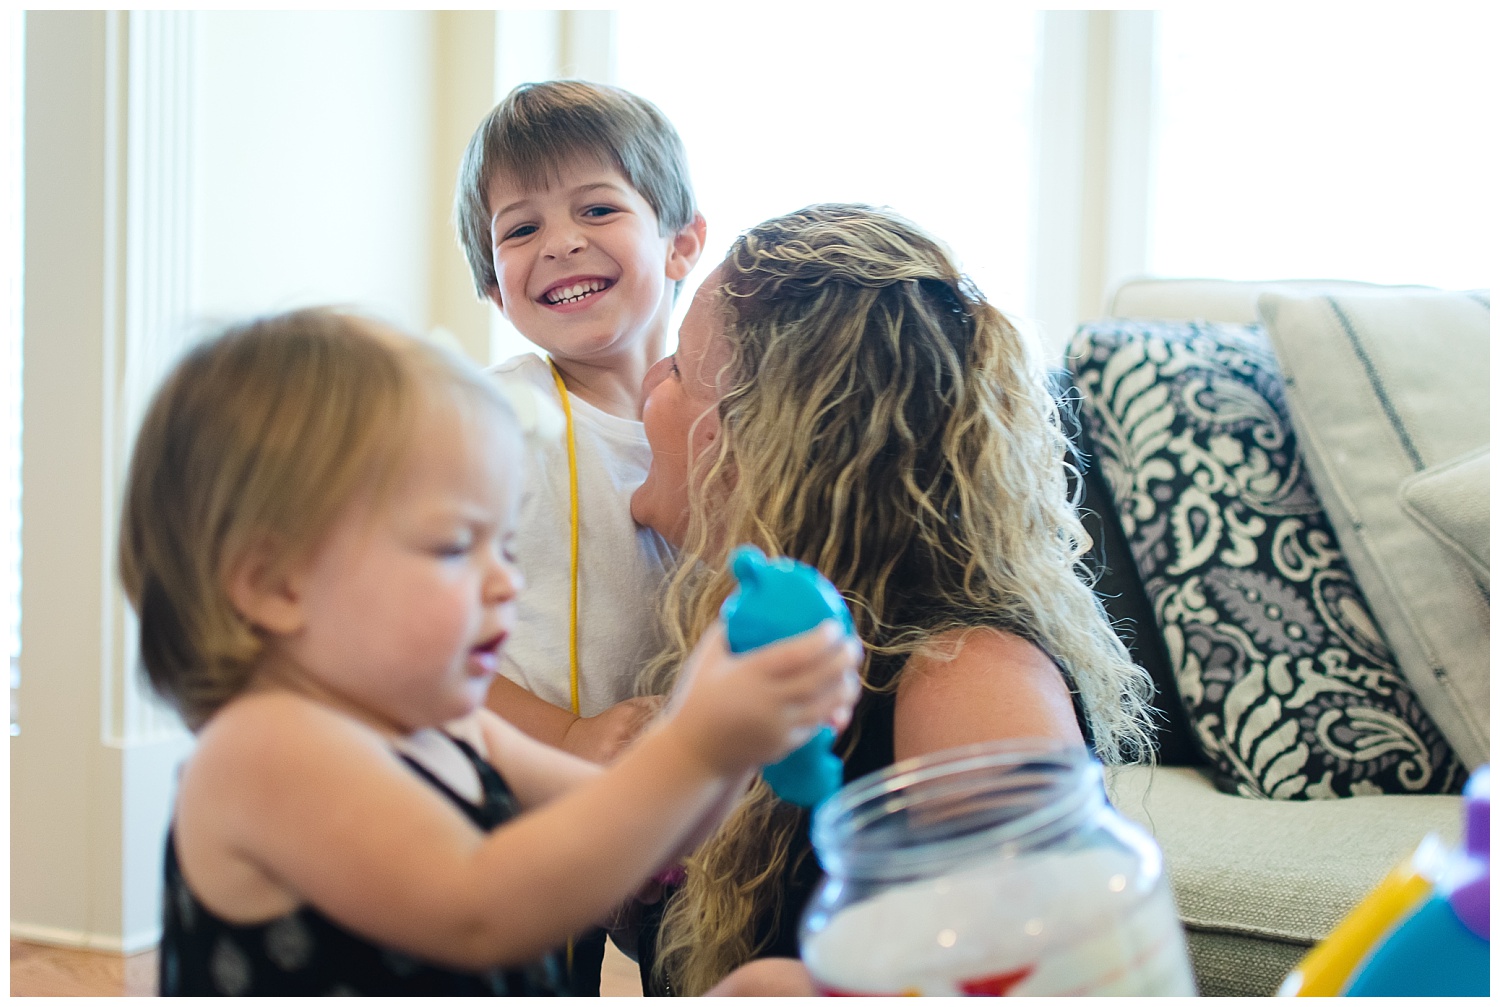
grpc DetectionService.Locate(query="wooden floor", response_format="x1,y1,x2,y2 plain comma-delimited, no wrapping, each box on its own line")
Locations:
9,940,159,997
10,938,643,996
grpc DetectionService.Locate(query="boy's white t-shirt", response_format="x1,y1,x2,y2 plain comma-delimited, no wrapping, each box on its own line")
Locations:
489,352,675,717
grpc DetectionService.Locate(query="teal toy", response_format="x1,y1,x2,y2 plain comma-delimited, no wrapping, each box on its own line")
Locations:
1342,764,1489,996
1283,763,1490,997
721,545,855,809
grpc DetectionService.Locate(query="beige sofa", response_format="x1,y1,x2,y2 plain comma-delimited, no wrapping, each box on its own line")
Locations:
1063,278,1487,996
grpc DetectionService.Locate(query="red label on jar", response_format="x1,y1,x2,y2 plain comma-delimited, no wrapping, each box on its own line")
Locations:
814,965,1034,997
958,965,1035,996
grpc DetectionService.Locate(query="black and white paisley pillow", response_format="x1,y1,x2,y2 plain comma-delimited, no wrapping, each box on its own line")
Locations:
1067,318,1464,799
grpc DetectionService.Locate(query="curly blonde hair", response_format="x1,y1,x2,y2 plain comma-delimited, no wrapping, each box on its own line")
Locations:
643,204,1155,993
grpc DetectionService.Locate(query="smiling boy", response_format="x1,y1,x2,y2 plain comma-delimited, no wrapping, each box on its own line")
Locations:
454,82,703,763
452,79,705,994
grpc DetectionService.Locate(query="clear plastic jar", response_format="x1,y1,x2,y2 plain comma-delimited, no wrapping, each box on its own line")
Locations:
799,741,1196,996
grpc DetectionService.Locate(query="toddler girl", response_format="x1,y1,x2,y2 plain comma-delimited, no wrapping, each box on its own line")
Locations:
118,308,858,995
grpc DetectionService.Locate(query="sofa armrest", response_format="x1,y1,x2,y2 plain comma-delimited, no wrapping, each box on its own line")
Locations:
1106,277,1391,324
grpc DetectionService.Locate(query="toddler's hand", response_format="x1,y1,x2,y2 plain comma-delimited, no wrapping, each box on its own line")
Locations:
562,696,665,765
664,620,861,777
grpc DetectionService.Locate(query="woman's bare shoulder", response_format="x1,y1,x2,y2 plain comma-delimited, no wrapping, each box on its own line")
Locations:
911,624,1056,671
893,625,1083,760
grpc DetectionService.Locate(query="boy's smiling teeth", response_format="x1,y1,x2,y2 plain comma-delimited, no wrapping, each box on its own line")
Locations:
544,279,610,305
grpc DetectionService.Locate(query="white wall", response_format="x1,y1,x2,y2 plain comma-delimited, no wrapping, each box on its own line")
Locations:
192,11,434,332
16,11,156,950
13,10,455,952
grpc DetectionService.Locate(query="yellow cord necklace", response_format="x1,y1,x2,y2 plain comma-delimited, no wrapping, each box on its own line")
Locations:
548,359,582,979
547,358,582,718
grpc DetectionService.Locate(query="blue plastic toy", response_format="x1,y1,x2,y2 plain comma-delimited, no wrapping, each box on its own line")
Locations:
1280,764,1490,997
1342,764,1489,996
721,545,855,809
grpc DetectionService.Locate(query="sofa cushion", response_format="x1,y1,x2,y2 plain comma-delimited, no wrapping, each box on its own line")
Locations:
1106,765,1465,996
1067,319,1464,799
1399,447,1489,589
1258,290,1490,771
1056,373,1205,767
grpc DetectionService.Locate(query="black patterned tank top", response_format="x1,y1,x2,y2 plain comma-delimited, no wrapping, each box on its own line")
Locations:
157,735,569,995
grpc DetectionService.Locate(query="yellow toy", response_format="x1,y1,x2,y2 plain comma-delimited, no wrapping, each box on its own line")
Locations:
1279,765,1489,997
1277,835,1443,996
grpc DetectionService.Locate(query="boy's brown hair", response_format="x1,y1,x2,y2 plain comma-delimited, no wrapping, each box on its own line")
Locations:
454,79,697,298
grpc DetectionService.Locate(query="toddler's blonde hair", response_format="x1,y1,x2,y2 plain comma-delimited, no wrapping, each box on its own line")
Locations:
118,308,513,730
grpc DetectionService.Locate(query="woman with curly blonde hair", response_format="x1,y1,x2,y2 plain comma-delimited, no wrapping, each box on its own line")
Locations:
627,203,1156,995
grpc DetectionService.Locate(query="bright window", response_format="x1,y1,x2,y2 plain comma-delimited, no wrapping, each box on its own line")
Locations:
1150,9,1495,290
614,9,1039,345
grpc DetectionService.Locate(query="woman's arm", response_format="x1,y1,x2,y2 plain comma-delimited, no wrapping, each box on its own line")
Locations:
892,626,1084,762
